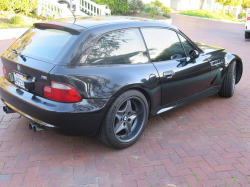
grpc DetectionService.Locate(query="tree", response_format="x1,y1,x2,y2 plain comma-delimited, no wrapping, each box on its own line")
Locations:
242,0,250,9
217,0,231,15
228,0,242,14
200,0,206,10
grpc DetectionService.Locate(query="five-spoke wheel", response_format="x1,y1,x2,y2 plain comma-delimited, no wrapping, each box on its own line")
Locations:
98,90,148,148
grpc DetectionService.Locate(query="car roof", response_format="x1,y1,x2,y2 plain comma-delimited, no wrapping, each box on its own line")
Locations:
47,16,177,31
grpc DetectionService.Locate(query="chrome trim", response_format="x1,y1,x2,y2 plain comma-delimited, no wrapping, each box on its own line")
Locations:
3,101,54,128
157,107,173,114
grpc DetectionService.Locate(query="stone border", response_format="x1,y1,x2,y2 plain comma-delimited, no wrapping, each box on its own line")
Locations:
0,28,29,40
177,14,245,24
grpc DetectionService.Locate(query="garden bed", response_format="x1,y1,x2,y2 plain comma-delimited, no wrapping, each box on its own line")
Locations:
124,12,169,20
180,9,245,23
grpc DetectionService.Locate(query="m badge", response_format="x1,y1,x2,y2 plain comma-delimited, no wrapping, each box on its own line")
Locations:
17,65,21,71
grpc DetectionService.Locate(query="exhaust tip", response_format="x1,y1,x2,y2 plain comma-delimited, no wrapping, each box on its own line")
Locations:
29,124,33,130
33,126,37,132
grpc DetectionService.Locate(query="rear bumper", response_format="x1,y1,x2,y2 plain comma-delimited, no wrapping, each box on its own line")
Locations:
0,77,110,135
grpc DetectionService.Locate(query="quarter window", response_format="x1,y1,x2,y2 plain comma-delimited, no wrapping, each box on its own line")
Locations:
141,28,186,62
178,34,196,56
87,29,149,65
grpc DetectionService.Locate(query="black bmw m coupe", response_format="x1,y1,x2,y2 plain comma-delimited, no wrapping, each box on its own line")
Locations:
0,16,243,148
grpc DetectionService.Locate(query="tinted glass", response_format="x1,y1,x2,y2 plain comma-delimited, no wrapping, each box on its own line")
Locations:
141,28,186,62
8,27,77,63
178,34,196,56
87,29,148,65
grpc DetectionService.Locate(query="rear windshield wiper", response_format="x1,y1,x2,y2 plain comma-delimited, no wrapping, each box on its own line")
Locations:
12,49,26,62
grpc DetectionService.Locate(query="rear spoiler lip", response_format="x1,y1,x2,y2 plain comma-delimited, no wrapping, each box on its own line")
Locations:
33,21,86,33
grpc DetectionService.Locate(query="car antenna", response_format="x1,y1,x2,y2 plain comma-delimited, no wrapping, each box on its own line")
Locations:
58,0,76,24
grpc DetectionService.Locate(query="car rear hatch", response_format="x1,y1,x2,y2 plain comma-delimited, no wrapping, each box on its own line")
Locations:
1,23,84,97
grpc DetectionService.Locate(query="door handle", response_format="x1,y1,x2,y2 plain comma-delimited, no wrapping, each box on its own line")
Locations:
163,70,175,79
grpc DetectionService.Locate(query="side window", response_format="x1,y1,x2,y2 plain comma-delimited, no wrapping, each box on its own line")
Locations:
178,34,196,56
141,28,186,62
87,29,149,65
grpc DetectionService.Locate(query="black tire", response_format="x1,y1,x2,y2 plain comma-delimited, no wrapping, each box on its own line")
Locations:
97,90,149,149
219,61,236,98
245,32,250,39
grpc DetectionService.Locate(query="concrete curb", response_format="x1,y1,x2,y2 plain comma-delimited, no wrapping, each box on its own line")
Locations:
177,14,245,24
0,28,29,40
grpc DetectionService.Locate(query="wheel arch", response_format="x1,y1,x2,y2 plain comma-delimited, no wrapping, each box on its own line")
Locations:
223,54,243,85
235,58,243,84
111,85,153,112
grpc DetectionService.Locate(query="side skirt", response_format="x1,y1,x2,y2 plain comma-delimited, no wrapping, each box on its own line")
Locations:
150,86,220,118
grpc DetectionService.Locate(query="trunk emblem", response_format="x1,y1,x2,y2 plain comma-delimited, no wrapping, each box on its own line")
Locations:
41,75,47,80
17,65,21,71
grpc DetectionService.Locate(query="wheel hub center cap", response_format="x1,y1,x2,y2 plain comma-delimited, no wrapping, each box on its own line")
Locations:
123,116,128,121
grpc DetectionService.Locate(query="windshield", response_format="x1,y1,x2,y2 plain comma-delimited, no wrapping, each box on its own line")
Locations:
8,27,78,64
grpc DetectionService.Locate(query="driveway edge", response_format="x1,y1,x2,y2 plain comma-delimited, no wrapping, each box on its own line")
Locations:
0,28,29,40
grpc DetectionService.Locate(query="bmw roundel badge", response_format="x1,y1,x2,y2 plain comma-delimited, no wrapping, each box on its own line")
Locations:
17,65,21,71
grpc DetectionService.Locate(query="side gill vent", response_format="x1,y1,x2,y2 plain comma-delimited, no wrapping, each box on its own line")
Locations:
210,75,218,85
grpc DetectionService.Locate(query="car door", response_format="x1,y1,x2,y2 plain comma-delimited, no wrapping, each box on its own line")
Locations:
140,27,211,106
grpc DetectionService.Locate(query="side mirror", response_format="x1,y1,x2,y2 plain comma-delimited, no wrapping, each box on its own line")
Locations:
189,50,199,59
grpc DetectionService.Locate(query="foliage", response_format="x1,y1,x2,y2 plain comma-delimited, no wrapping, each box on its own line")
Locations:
240,12,246,18
242,0,250,8
92,0,129,14
126,0,144,14
0,0,38,16
146,0,164,8
163,12,171,18
10,16,23,24
161,7,174,13
180,9,245,22
0,11,43,29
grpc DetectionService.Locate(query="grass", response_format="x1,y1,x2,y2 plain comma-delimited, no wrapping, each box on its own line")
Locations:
180,9,245,23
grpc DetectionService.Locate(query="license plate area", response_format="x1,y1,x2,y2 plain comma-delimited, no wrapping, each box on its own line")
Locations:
13,73,25,89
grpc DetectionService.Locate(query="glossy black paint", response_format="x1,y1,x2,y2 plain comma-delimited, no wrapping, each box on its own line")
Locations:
0,16,243,136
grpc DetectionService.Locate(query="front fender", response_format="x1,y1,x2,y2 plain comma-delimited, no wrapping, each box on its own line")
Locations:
224,53,243,84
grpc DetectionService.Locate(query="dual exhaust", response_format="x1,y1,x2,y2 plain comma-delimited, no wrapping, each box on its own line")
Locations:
29,123,44,132
3,106,16,114
3,105,44,132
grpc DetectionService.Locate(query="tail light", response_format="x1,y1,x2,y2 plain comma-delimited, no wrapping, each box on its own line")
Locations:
247,17,250,21
2,67,7,78
43,81,82,103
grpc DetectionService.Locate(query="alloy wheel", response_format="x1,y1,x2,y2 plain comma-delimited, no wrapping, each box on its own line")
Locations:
113,97,146,143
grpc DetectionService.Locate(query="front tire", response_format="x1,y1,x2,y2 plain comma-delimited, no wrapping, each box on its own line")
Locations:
245,32,250,39
219,61,236,98
97,90,149,149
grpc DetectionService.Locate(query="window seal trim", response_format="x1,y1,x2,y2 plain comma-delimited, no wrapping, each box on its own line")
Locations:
140,26,188,62
85,27,150,66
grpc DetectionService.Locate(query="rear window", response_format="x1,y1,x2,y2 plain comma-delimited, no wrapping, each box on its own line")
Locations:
8,26,77,64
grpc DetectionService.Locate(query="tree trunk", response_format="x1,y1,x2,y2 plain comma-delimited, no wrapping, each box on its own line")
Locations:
228,5,231,15
223,5,226,15
200,0,205,10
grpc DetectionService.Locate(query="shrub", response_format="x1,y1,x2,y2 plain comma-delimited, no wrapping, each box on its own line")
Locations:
161,7,173,13
163,12,171,18
10,16,23,24
148,7,160,18
126,0,144,14
92,0,129,15
0,0,38,16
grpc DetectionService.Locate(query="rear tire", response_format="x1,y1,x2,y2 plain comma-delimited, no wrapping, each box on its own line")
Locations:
245,32,250,39
97,90,148,149
219,61,236,98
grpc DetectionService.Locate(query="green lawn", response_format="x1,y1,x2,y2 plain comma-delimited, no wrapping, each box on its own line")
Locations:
180,9,245,23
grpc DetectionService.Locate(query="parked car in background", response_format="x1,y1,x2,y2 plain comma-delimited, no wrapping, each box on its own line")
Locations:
0,16,243,148
245,13,250,39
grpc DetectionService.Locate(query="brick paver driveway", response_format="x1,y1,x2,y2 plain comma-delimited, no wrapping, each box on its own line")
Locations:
0,14,249,187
